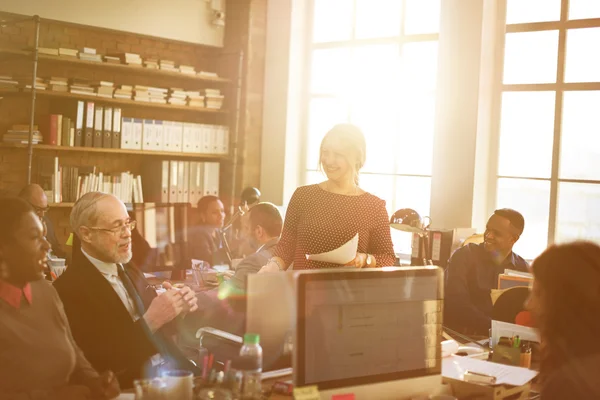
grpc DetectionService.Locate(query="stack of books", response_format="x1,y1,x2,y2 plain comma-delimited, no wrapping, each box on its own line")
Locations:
48,76,69,92
111,53,142,67
69,79,95,96
22,77,47,91
0,75,19,91
198,71,219,79
38,47,59,56
179,65,196,75
168,88,187,105
114,85,133,99
159,59,177,72
104,55,121,64
144,58,159,69
92,81,115,98
3,124,43,144
187,91,205,108
204,89,224,109
133,86,168,104
58,48,78,59
79,47,102,62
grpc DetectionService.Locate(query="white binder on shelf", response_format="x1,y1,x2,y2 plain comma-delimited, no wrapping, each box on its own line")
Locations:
132,118,143,150
203,162,220,196
168,160,179,203
154,120,164,151
177,160,185,202
120,117,134,149
142,119,154,150
182,123,195,153
171,121,183,152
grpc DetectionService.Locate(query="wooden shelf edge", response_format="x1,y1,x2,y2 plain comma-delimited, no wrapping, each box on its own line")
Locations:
0,48,231,84
0,143,229,159
0,89,228,115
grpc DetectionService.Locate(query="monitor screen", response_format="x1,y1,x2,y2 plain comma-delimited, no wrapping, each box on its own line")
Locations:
295,267,443,391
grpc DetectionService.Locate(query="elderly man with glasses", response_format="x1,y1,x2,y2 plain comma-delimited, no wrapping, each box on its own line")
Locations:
18,184,66,262
53,192,199,388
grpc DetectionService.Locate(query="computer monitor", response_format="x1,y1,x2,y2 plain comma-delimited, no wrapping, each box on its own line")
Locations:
294,267,444,400
246,272,296,372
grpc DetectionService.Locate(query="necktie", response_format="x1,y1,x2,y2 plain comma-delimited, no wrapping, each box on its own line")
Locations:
117,264,198,374
117,264,147,316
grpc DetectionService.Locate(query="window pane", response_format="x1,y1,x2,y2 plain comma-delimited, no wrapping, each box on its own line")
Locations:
565,28,600,83
310,48,352,95
351,98,399,174
503,31,559,84
404,0,441,34
392,176,432,255
352,44,401,97
306,97,349,168
498,92,555,178
394,176,431,219
305,170,325,186
560,91,600,180
569,0,600,20
396,92,435,175
506,0,561,24
355,0,402,39
497,178,550,259
312,0,353,43
360,174,396,215
556,182,600,243
401,41,439,92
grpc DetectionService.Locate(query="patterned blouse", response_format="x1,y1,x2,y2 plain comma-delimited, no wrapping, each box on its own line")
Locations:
272,184,396,270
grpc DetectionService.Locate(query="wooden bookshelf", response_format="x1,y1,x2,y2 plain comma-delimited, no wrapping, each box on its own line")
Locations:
0,89,227,115
0,48,231,84
0,143,228,160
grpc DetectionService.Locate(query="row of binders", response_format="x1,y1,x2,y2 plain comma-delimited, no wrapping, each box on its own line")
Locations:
142,160,220,206
43,100,229,154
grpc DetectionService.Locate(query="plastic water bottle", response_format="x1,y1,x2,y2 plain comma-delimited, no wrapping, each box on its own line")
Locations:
238,333,263,399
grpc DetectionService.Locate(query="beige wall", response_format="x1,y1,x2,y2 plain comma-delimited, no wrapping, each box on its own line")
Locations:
0,0,224,46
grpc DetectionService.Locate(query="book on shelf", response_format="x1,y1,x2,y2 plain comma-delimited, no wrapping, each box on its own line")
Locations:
84,101,95,147
93,106,103,148
38,47,59,56
58,48,78,58
37,156,144,204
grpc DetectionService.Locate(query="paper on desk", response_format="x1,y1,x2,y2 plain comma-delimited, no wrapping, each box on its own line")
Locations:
442,355,538,386
305,233,359,264
491,320,540,348
115,394,135,400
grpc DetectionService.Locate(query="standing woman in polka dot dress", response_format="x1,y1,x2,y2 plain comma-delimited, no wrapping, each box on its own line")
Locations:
259,124,395,272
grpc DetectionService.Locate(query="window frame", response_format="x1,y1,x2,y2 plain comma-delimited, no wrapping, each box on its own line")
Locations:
490,0,600,253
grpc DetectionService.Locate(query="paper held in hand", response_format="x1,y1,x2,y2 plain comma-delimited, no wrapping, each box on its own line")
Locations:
305,233,359,264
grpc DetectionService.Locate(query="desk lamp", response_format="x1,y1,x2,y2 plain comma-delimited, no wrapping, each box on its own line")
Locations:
390,208,433,265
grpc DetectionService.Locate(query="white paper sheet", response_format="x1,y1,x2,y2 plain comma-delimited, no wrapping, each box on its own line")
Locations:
491,320,540,348
442,355,538,386
305,233,359,264
115,394,135,400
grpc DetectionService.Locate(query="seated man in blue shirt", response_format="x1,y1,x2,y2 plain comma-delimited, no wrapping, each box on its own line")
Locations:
444,208,529,336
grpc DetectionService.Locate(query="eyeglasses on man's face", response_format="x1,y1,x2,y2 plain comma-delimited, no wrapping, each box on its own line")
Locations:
31,204,50,218
87,220,137,236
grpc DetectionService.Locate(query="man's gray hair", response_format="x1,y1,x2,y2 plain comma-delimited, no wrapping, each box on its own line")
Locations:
70,192,111,238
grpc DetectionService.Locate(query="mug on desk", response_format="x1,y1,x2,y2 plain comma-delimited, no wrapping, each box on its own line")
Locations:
163,369,193,400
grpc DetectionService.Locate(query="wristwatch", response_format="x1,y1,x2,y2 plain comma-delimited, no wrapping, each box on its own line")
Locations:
365,254,373,268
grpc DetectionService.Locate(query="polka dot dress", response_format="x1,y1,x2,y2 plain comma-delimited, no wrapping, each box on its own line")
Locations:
272,184,396,270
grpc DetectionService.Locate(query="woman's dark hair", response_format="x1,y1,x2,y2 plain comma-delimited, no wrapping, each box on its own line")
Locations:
0,196,34,244
197,196,220,214
532,241,600,376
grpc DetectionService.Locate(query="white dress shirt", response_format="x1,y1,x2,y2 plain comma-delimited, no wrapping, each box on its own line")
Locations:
81,248,141,321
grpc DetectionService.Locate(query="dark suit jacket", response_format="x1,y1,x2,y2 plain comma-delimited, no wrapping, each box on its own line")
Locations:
53,249,171,388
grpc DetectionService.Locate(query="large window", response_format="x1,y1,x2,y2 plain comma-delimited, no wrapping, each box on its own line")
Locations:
494,0,600,259
305,0,441,254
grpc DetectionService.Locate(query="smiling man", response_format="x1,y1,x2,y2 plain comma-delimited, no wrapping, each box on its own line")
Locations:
444,209,529,336
54,192,199,388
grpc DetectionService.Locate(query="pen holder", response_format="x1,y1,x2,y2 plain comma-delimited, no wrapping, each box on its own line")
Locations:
491,344,521,366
